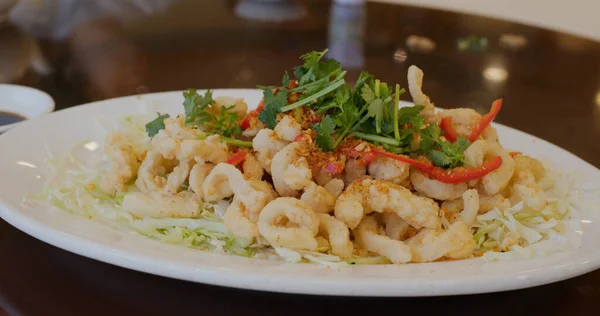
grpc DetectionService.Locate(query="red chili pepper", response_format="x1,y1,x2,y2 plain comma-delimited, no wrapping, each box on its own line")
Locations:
509,151,521,157
293,134,305,142
341,145,378,166
440,117,460,143
226,152,247,166
374,150,433,171
310,115,322,123
373,150,503,184
469,98,502,142
240,116,251,130
240,101,266,130
288,80,298,89
324,161,344,174
355,152,378,166
425,156,503,183
438,99,503,143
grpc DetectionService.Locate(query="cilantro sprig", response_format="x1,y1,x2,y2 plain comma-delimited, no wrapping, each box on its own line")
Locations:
258,88,288,129
313,115,336,152
183,89,241,137
145,113,170,137
143,48,475,168
144,89,250,147
258,49,346,127
420,124,471,168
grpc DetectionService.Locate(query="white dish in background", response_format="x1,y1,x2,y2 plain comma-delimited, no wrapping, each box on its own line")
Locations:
0,89,599,297
0,84,54,133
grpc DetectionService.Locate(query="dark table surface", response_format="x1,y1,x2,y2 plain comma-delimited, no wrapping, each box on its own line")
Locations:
1,0,600,315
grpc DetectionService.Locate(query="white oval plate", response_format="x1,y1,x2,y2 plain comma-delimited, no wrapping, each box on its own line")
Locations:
1,89,599,297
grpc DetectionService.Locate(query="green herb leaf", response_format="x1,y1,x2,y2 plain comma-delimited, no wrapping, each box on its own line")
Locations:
332,97,358,129
397,105,425,124
361,84,376,103
294,49,331,85
145,112,170,137
335,84,351,106
429,150,453,168
454,136,471,153
419,125,471,168
367,98,384,133
180,89,243,137
258,88,288,129
183,89,214,125
212,105,242,137
298,68,315,86
314,115,336,152
280,79,345,112
282,71,291,88
354,71,373,90
319,59,341,78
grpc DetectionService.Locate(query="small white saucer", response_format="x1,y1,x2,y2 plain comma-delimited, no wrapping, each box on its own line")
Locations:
0,84,55,133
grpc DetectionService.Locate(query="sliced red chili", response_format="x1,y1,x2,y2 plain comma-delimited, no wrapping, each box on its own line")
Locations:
438,99,503,143
240,116,251,130
226,152,247,166
468,98,502,142
355,152,378,166
425,156,503,184
373,150,503,184
240,101,265,130
440,117,460,143
374,150,433,171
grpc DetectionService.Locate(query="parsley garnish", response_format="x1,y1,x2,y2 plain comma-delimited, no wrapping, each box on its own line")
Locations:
145,112,170,137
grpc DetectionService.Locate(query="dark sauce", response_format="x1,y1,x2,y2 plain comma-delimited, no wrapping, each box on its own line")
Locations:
0,111,26,126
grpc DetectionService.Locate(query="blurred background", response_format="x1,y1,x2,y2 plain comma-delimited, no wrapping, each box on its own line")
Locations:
0,0,599,161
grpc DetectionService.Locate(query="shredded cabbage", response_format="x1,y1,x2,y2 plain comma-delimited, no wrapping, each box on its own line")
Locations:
473,166,592,261
24,128,256,258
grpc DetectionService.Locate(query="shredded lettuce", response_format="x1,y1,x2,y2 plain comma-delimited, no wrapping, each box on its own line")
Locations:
273,248,389,266
24,139,256,258
474,166,589,261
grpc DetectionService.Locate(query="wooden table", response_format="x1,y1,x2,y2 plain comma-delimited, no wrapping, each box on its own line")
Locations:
1,1,599,314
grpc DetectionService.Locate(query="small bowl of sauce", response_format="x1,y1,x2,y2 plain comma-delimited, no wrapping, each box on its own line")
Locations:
0,111,26,125
0,84,55,133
